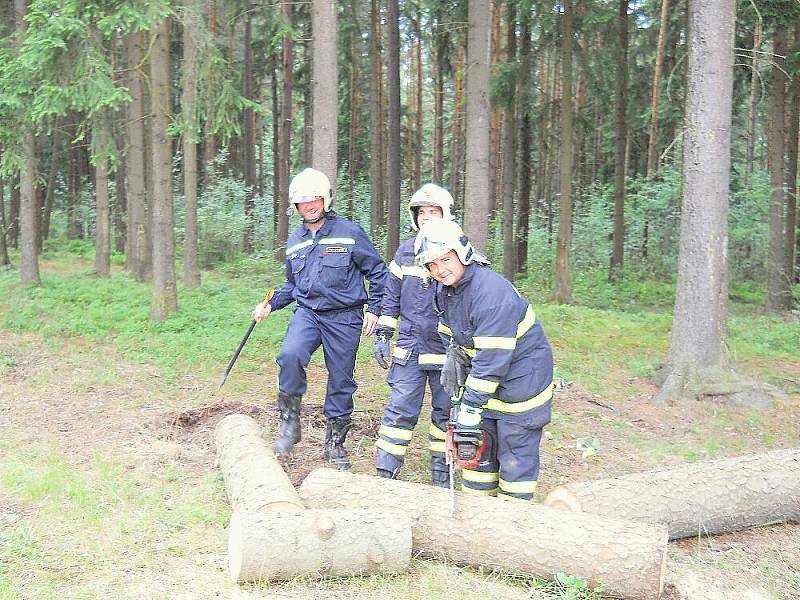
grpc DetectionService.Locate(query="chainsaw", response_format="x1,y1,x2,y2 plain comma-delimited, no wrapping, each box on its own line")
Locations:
444,402,496,515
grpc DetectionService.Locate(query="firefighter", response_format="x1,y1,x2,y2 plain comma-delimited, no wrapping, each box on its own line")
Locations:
414,220,554,502
252,167,388,470
373,184,455,486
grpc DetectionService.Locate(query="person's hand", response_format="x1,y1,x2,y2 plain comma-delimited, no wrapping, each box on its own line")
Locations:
373,329,391,369
362,312,378,336
441,342,472,398
252,302,272,322
456,403,482,431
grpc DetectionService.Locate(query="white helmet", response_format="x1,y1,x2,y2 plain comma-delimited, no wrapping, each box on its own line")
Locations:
289,167,333,212
407,183,455,230
414,220,477,267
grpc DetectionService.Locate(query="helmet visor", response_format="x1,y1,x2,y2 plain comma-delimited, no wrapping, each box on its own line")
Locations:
292,195,323,204
415,238,452,266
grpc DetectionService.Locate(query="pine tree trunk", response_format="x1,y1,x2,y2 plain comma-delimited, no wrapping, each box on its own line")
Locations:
609,0,628,280
432,7,444,185
414,16,422,190
0,176,9,265
16,0,39,285
9,179,19,248
214,414,304,512
450,46,465,207
228,510,412,583
646,0,669,176
182,0,200,288
347,0,360,216
299,469,668,600
312,0,338,193
555,0,573,304
745,19,762,187
94,121,111,277
205,0,217,180
386,0,401,257
302,18,313,167
501,3,517,280
766,27,789,313
124,32,150,281
149,18,178,321
112,113,127,255
545,447,800,540
785,23,799,284
652,0,771,406
368,0,383,238
515,15,532,274
464,0,491,253
270,56,280,239
41,128,60,244
488,2,502,219
276,0,293,263
242,4,256,254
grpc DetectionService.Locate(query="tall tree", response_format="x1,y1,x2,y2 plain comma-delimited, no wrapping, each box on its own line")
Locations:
124,31,151,281
501,2,517,279
654,0,770,406
766,26,790,312
93,117,111,276
312,0,338,190
275,0,293,262
555,0,574,304
646,0,669,176
368,0,384,238
386,0,401,256
610,0,628,279
242,1,257,253
15,0,39,285
786,23,800,283
0,175,8,265
182,0,201,288
463,0,491,252
149,17,178,321
515,10,533,274
745,17,762,187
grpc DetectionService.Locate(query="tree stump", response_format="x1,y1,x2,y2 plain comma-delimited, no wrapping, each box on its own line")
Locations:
544,447,800,540
214,413,304,512
228,509,412,583
299,468,668,600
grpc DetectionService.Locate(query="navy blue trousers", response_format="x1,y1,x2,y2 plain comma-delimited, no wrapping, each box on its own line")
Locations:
375,355,451,476
276,305,363,418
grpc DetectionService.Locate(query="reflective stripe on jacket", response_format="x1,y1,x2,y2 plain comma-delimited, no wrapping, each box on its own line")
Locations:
269,213,388,314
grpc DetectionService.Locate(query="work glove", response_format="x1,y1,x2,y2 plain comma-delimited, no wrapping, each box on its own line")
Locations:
373,328,392,369
441,341,472,398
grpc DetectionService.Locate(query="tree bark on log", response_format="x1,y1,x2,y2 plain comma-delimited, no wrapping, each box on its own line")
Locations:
544,447,800,540
214,414,304,512
228,509,412,583
299,469,667,600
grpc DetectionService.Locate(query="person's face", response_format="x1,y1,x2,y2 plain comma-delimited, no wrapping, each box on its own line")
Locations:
296,197,325,221
426,249,465,286
416,205,443,228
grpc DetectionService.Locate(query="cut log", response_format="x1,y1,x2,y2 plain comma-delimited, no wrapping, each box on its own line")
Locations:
544,447,800,540
298,468,668,600
228,509,412,583
214,413,304,512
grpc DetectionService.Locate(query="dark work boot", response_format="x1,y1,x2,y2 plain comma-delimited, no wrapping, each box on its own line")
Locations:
376,468,397,479
274,393,302,456
430,454,451,488
323,415,352,470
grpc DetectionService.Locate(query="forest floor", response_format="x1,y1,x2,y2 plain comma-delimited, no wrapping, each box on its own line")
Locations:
1,262,799,599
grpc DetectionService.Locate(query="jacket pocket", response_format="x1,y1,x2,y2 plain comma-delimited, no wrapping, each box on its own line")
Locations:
321,252,350,288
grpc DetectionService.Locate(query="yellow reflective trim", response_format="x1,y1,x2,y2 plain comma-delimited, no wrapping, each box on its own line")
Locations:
401,265,430,279
375,438,408,456
287,239,313,255
498,492,533,503
377,315,398,329
429,441,446,453
437,322,452,336
428,423,446,439
319,237,356,245
461,486,498,496
499,479,538,494
516,305,536,338
392,346,411,360
419,353,446,365
482,383,554,414
460,345,477,358
378,424,413,441
473,336,517,350
463,470,500,483
388,260,403,279
465,375,499,394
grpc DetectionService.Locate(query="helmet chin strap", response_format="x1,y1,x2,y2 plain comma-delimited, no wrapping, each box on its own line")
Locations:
302,211,326,224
